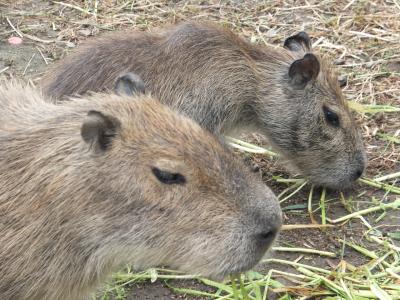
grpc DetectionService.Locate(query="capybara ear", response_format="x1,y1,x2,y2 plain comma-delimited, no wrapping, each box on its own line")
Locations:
284,32,311,52
81,110,120,152
115,72,145,96
288,53,320,89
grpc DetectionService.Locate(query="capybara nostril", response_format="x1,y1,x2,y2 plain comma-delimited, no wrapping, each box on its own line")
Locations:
255,229,278,249
252,206,281,251
352,153,366,181
353,168,364,181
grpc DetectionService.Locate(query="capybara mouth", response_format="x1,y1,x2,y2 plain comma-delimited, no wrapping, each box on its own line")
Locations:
208,260,261,281
309,175,359,191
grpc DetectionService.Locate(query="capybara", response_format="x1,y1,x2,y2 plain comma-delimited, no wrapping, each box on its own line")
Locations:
0,79,282,300
42,21,366,189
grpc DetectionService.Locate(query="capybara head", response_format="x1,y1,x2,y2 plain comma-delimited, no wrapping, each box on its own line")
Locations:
0,79,281,300
255,32,366,189
78,76,282,278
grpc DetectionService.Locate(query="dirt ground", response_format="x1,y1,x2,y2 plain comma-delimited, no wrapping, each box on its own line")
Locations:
1,1,399,299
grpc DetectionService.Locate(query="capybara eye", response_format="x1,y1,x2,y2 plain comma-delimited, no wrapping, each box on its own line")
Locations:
151,167,186,185
323,105,340,127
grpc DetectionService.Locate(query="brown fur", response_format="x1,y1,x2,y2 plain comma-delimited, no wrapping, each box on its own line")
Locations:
0,81,282,300
42,21,366,189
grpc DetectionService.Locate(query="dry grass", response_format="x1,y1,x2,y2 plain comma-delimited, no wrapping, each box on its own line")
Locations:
1,1,399,299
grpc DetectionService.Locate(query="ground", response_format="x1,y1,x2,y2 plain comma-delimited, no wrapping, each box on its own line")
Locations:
0,1,399,299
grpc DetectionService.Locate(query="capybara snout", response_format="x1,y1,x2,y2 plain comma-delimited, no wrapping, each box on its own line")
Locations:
0,81,281,300
148,161,282,279
188,171,282,279
252,185,282,246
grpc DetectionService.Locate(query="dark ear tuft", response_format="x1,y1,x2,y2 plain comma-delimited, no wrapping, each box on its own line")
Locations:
284,32,311,52
115,72,145,96
288,53,320,89
81,110,120,152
